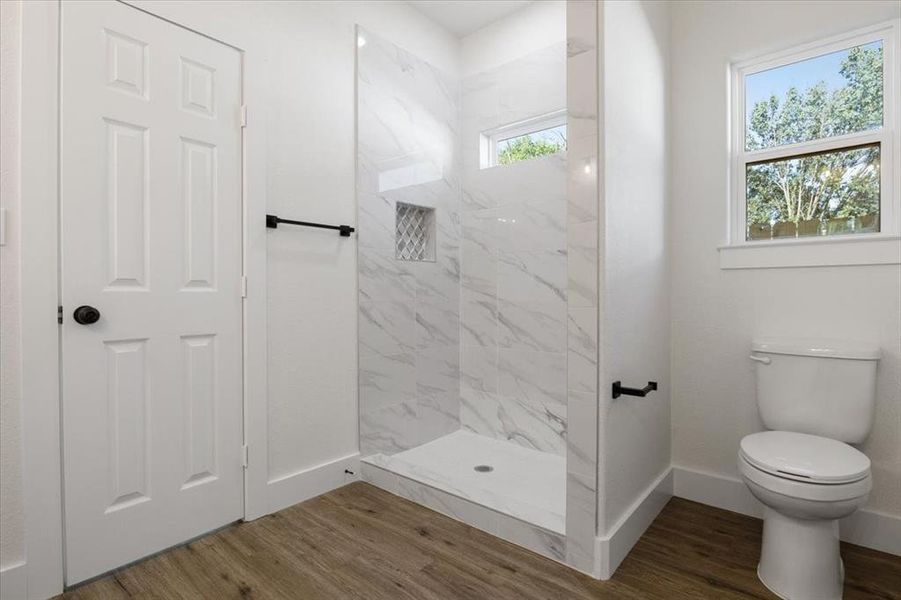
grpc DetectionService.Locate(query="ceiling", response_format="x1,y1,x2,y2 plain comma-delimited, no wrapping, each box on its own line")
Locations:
406,1,533,38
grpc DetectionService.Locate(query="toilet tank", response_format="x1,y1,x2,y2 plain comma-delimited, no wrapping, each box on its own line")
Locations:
751,339,880,444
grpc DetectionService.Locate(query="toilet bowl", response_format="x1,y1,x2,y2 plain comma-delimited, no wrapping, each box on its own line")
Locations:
738,431,871,600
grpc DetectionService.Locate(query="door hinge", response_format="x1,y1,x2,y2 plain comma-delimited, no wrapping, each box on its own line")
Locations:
242,444,249,469
240,104,247,128
57,306,63,324
241,275,248,298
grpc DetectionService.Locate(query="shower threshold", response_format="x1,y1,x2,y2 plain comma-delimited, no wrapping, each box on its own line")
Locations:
361,430,565,534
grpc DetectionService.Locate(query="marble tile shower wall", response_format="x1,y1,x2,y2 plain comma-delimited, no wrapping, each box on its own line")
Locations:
357,29,462,456
459,44,569,456
563,0,600,574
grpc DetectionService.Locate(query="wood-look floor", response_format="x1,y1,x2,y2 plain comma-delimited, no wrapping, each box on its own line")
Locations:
59,482,901,600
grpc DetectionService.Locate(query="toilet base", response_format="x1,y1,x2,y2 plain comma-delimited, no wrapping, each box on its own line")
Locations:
757,507,843,600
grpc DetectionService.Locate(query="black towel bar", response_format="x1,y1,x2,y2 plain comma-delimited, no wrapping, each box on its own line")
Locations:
266,214,355,237
612,380,657,399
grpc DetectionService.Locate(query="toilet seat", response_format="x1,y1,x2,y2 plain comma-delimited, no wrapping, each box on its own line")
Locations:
740,431,870,484
739,453,871,503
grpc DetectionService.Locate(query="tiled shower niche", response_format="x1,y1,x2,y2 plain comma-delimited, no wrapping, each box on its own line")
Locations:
395,202,436,262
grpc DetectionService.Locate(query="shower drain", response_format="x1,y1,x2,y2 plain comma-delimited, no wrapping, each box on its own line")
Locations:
473,465,494,473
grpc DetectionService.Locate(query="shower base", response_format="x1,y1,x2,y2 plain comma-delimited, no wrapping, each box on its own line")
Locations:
361,430,566,562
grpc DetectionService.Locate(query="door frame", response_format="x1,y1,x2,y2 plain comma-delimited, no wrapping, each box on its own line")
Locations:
19,1,268,596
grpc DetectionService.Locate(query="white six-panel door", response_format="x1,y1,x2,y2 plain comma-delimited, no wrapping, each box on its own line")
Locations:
60,1,244,584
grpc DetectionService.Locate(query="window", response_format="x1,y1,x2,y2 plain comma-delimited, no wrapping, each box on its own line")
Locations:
482,110,566,168
727,21,898,263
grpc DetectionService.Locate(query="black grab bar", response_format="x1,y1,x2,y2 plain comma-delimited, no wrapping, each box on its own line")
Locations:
266,214,355,237
612,380,657,399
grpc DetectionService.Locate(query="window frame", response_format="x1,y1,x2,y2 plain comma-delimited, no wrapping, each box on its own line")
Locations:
481,109,567,168
724,20,901,268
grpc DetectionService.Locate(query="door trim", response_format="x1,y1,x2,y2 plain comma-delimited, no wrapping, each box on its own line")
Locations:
19,1,268,595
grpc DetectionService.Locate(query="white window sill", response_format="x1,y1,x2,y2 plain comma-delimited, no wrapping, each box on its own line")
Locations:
718,235,901,269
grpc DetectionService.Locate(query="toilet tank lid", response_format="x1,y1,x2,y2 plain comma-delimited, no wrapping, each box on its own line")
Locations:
751,339,881,360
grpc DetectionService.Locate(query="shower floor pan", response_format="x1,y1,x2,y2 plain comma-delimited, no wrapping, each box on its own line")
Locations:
361,429,565,534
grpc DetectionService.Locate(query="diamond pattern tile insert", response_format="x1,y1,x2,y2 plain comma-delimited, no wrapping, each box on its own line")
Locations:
396,202,434,261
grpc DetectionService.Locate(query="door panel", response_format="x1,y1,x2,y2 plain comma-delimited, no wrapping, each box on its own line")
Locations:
61,1,243,584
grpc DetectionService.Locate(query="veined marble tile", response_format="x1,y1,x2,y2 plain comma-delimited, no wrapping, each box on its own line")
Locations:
567,134,599,224
461,72,499,123
415,344,459,399
498,349,567,408
498,249,568,305
358,28,459,127
565,470,597,573
497,393,567,456
417,393,459,445
462,287,498,348
566,390,598,478
461,345,498,394
393,473,498,534
462,208,497,249
358,88,456,178
497,44,567,124
498,300,566,353
359,398,420,456
465,153,567,211
359,299,416,357
359,352,416,412
383,175,458,211
358,192,396,250
360,460,399,492
411,247,460,302
567,307,598,393
460,386,501,439
462,241,497,296
495,196,567,253
359,249,415,303
567,220,599,308
567,50,598,135
496,515,566,562
462,183,497,212
415,301,459,349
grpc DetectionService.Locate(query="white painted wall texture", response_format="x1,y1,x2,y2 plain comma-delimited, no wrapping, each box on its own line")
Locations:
670,1,901,517
599,0,672,533
0,0,25,570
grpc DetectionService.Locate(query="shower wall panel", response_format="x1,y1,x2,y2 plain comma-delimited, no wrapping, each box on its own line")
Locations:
458,44,569,456
357,29,461,457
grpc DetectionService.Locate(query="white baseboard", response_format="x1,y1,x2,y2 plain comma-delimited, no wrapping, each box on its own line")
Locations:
0,561,27,600
672,465,901,556
595,468,674,580
264,452,360,515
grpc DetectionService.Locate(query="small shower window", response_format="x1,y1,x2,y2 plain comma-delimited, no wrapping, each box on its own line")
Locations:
482,110,567,168
395,202,436,262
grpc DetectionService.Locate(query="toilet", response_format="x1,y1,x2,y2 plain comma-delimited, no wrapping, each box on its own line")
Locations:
739,339,880,600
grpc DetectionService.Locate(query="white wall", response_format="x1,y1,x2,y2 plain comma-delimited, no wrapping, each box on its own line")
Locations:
599,0,671,533
671,1,901,517
460,0,565,76
0,0,25,571
0,0,458,576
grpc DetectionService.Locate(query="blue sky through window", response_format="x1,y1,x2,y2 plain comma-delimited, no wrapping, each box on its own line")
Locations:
745,41,882,128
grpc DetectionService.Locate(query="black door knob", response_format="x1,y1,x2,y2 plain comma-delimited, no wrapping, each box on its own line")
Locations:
73,305,101,325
